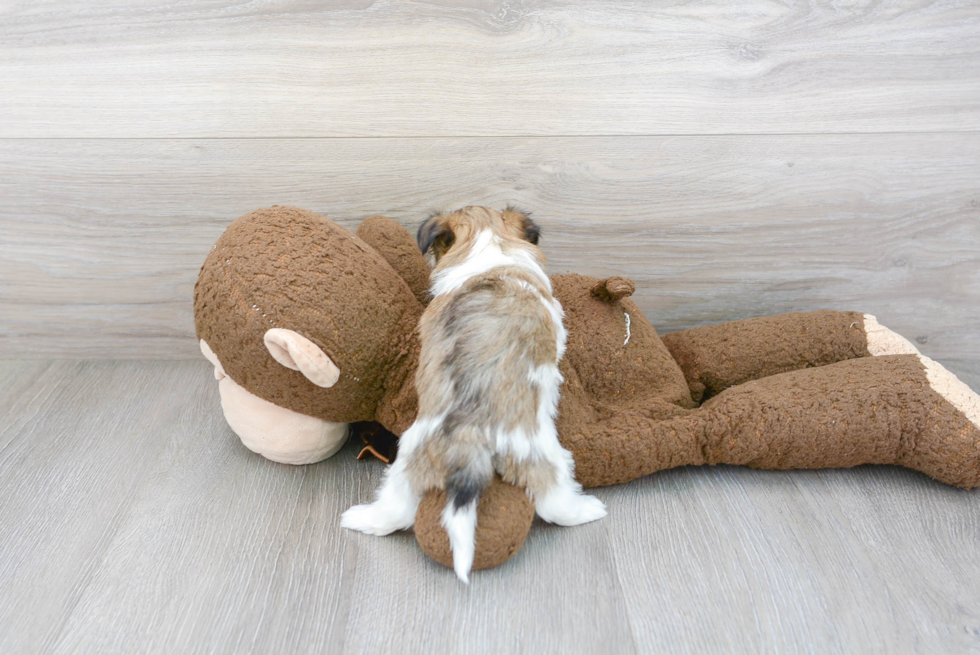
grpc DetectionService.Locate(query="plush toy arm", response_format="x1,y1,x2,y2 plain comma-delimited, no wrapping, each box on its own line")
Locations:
661,310,870,401
356,215,432,306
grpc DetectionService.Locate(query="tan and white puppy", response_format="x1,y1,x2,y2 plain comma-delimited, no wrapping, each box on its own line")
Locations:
341,206,606,582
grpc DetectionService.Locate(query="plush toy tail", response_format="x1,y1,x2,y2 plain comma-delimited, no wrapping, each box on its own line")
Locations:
441,443,493,584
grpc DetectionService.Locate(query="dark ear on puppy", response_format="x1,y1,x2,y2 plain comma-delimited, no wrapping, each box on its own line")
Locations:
417,213,455,259
502,205,541,245
522,217,541,245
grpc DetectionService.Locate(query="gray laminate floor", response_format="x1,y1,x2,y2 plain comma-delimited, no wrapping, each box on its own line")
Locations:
1,359,979,654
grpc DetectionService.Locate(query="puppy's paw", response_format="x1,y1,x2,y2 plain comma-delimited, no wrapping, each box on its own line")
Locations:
556,494,607,526
340,503,411,536
536,489,607,527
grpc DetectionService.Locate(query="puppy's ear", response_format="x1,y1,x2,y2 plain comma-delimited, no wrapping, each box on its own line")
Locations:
503,205,540,245
522,216,541,245
417,213,455,258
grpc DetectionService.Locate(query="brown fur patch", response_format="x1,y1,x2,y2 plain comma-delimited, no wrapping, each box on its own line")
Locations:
494,453,558,494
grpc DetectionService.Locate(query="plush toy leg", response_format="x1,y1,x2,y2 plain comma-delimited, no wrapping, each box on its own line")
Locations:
662,310,871,401
698,354,980,489
565,351,979,489
560,408,707,488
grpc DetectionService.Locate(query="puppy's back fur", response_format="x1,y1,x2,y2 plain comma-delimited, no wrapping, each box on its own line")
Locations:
410,266,562,510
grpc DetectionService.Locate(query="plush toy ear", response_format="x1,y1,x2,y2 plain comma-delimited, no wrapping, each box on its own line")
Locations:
263,328,341,388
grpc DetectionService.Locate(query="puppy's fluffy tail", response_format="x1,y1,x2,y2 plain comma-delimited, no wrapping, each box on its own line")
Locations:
441,441,493,584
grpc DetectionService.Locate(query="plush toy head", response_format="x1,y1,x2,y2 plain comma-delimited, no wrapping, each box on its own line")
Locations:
195,206,536,567
194,206,423,462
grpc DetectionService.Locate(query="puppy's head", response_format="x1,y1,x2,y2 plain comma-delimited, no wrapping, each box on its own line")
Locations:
417,206,541,267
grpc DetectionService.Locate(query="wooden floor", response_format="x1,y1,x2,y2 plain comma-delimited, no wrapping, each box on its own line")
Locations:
2,1,979,653
1,359,979,655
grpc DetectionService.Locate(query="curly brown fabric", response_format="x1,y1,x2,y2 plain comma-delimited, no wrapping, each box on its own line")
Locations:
194,206,422,429
415,477,535,570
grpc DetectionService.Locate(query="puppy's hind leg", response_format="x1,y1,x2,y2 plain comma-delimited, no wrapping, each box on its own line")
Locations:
520,434,607,527
340,453,422,535
341,422,428,535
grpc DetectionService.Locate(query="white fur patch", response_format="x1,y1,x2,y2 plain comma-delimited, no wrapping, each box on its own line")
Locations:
535,484,607,526
918,355,980,429
864,314,920,356
495,363,567,464
495,427,534,461
341,451,421,534
396,414,445,455
532,364,564,438
623,312,631,346
430,229,551,297
548,297,568,361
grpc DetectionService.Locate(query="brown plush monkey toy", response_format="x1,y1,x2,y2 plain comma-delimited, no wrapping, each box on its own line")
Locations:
195,206,980,572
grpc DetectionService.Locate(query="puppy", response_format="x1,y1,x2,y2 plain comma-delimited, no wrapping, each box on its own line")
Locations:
341,206,606,582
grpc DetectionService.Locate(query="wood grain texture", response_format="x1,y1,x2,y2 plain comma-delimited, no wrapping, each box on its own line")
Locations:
3,2,978,650
1,135,977,361
0,359,978,654
1,0,978,137
0,361,209,653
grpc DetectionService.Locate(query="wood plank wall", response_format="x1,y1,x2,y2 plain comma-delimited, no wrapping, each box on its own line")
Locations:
1,1,978,360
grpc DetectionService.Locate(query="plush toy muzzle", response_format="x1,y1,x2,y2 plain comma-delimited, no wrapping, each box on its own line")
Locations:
200,338,349,464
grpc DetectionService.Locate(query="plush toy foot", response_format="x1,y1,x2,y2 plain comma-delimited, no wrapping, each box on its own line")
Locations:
415,479,536,573
863,315,980,487
864,314,980,440
901,354,980,488
535,486,607,526
862,314,924,356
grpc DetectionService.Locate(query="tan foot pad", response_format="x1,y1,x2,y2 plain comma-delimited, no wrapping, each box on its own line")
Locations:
864,315,979,430
918,354,980,431
863,314,921,357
